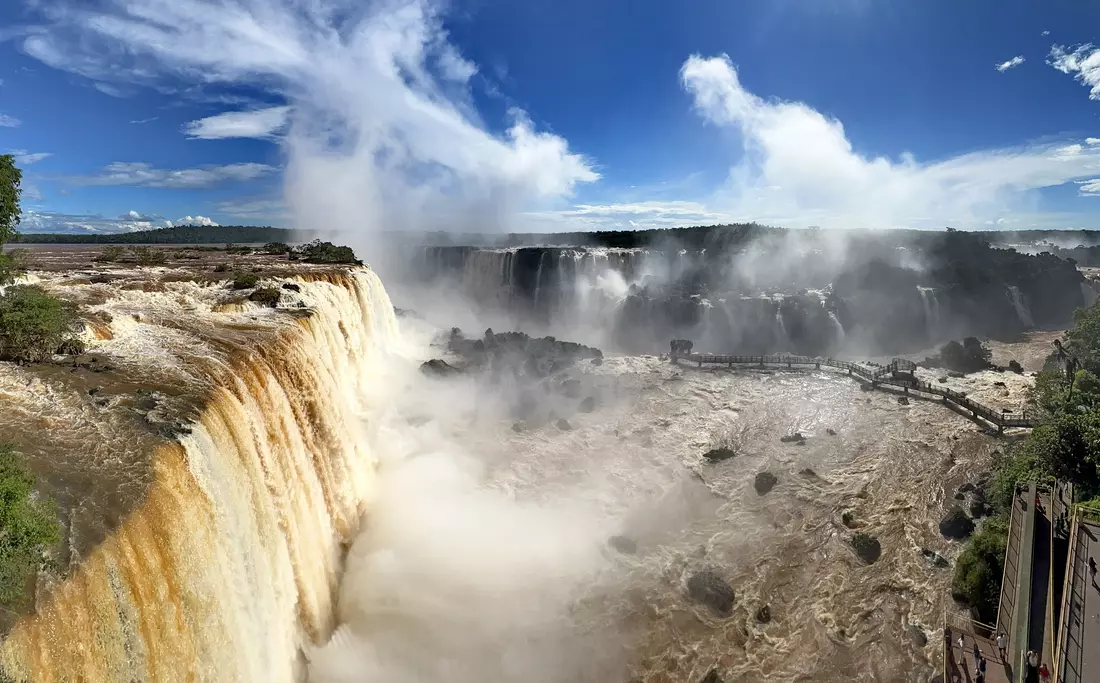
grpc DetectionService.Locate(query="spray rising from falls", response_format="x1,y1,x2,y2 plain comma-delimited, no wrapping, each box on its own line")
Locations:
0,270,399,682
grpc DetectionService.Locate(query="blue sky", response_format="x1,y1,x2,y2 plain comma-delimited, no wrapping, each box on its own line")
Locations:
3,0,1100,234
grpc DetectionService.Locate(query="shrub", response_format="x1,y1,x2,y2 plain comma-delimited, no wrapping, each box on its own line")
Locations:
225,243,253,255
263,242,290,255
231,271,260,290
0,286,82,363
297,240,361,265
0,444,59,611
248,287,281,307
130,246,167,266
95,246,127,263
951,517,1008,623
213,263,230,273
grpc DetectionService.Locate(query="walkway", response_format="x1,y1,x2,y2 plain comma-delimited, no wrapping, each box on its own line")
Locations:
1055,507,1100,683
672,352,1037,431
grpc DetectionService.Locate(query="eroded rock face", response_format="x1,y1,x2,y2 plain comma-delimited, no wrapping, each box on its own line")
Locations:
703,447,736,463
687,570,735,616
699,669,724,683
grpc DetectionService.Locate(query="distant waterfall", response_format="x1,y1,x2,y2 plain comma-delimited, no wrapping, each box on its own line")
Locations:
1006,285,1034,327
917,287,940,340
828,310,845,344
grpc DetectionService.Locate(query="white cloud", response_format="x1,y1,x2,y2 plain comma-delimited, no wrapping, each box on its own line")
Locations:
525,201,733,231
176,215,219,226
1078,179,1100,196
182,106,291,140
22,210,190,234
130,117,159,124
995,56,1025,72
69,162,276,189
23,0,598,237
0,114,20,127
677,54,1100,230
1042,30,1051,37
8,150,52,165
1049,43,1100,99
1088,138,1100,146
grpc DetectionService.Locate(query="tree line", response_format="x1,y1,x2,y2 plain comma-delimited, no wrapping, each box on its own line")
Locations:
14,224,294,245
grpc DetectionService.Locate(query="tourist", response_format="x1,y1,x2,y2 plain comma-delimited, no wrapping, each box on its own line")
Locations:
956,634,965,665
1039,661,1050,683
1091,556,1097,580
996,631,1007,660
978,654,986,675
1028,649,1039,671
972,641,980,667
974,667,985,683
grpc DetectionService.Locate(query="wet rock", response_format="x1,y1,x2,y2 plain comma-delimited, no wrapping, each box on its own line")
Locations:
1008,360,1023,374
754,471,778,495
841,511,855,528
703,447,736,463
938,376,948,383
921,548,949,568
826,428,836,436
87,387,100,396
948,371,965,378
686,570,735,616
608,535,637,554
560,379,582,398
281,283,301,292
511,422,525,433
958,482,976,494
579,396,596,413
556,418,572,431
799,467,817,477
699,670,723,683
993,381,1006,387
908,625,928,648
851,532,881,564
420,359,459,376
939,507,975,539
591,357,602,366
780,433,804,443
754,604,771,623
897,396,910,406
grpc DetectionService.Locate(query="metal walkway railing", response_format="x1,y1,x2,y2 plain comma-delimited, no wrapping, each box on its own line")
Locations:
672,352,1037,431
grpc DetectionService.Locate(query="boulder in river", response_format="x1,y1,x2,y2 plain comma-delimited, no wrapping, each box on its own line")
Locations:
754,471,778,495
686,570,735,616
755,604,771,623
780,433,804,443
579,396,596,413
556,418,573,431
850,532,881,564
703,447,736,463
921,548,949,568
699,670,723,683
608,535,637,555
907,625,928,648
939,507,975,539
897,395,910,405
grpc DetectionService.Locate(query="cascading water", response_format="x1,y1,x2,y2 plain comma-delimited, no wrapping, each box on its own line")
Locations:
1006,285,1034,328
0,270,400,682
917,286,940,341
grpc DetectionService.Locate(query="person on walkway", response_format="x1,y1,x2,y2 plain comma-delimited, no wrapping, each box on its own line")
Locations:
1027,650,1039,672
974,668,985,683
972,641,980,664
995,631,1007,660
956,634,965,666
977,654,986,676
1039,661,1051,683
1091,556,1097,580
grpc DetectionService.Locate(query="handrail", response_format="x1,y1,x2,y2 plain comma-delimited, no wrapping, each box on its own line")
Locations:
673,352,1037,429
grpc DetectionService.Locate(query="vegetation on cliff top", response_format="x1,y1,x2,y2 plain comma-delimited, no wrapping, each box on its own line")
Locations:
13,224,293,245
952,299,1100,620
0,444,60,614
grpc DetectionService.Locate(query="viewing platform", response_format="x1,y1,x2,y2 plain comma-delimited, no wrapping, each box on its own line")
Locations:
668,348,1037,432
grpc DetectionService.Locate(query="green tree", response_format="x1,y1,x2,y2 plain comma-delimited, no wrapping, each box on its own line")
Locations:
951,517,1008,624
0,444,59,610
1065,300,1100,374
0,155,23,284
0,286,83,363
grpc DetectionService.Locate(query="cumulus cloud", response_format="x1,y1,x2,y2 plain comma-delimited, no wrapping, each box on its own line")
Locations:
0,114,20,127
527,201,732,230
677,54,1100,230
23,210,181,234
996,56,1025,72
175,215,219,226
1043,30,1051,37
183,106,291,139
1049,43,1100,99
9,150,52,165
69,162,276,189
23,0,598,240
130,117,159,124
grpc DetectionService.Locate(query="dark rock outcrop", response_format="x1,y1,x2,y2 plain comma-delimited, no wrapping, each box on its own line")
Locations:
939,507,976,539
687,570,735,616
699,670,723,683
420,359,459,376
754,471,778,495
608,535,637,555
921,548,949,568
851,533,881,564
908,625,928,648
780,433,804,443
281,282,301,292
755,604,771,623
703,447,736,463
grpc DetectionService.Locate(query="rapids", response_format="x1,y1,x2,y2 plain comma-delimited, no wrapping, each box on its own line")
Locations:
0,264,1033,682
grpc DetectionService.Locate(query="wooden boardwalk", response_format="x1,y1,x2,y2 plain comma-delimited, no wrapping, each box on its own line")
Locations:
672,352,1037,431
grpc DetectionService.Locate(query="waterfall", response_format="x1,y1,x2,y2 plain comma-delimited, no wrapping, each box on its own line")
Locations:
0,270,399,682
828,310,845,344
917,286,940,340
1006,285,1034,327
773,300,788,350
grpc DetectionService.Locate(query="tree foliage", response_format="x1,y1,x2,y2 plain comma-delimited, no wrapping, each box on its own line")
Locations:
0,155,21,246
13,225,291,245
296,240,361,265
1064,300,1100,374
951,517,1008,624
0,286,83,363
0,444,59,609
